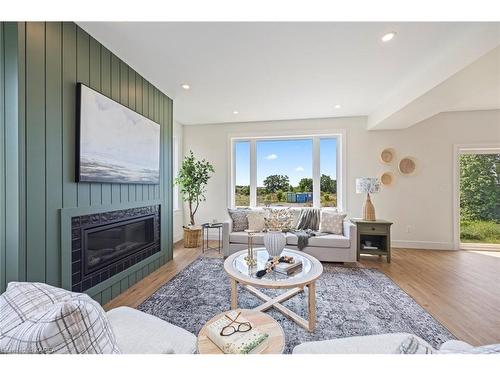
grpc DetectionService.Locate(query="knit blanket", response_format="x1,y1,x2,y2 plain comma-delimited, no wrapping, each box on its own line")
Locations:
293,208,323,250
296,208,321,231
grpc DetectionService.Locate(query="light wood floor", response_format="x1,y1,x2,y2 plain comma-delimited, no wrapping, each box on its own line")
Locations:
104,243,500,346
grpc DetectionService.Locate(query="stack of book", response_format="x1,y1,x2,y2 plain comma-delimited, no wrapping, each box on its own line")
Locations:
274,260,302,275
206,312,269,354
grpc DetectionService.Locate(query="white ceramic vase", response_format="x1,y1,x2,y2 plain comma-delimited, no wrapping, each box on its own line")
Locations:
263,231,286,258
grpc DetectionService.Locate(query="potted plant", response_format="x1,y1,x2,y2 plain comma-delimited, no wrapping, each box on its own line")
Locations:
175,151,215,247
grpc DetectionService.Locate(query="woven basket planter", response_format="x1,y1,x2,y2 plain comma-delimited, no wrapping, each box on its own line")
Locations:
183,226,202,248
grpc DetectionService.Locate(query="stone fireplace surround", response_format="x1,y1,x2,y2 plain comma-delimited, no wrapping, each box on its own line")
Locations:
70,205,160,293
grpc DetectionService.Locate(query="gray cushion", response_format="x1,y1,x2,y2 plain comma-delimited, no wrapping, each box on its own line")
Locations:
286,233,350,248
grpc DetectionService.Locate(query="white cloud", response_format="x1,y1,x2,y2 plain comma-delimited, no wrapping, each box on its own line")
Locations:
265,154,278,160
295,166,304,172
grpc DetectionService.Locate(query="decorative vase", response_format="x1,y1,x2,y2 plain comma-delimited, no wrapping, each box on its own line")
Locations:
263,231,286,258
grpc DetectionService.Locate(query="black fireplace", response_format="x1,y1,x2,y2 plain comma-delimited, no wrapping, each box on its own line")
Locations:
71,205,160,292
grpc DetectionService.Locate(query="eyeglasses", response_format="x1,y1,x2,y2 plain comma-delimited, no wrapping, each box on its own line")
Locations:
220,312,252,336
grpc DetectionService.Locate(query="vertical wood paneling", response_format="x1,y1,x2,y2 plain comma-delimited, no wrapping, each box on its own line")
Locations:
89,37,101,206
45,22,62,286
76,27,90,208
4,22,24,284
62,22,77,209
0,23,5,292
1,22,173,295
25,22,46,282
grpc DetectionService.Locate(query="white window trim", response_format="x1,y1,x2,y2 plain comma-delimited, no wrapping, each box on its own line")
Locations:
452,143,500,250
227,129,347,211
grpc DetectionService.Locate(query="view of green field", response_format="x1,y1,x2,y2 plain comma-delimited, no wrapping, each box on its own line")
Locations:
459,153,500,244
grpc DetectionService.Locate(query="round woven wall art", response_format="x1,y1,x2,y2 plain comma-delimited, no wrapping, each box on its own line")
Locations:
380,148,395,164
399,157,416,175
380,172,394,186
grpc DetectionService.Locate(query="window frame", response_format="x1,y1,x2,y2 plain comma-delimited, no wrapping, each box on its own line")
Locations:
228,130,346,211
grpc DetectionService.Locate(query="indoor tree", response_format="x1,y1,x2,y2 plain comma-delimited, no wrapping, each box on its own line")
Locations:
175,150,215,226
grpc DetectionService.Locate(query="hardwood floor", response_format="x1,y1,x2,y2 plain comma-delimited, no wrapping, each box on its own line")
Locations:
104,243,500,346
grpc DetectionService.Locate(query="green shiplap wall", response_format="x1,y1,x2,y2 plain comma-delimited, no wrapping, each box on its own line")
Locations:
0,22,173,305
0,23,5,292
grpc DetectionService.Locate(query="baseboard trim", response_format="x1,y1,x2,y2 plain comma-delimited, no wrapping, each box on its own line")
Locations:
392,240,456,250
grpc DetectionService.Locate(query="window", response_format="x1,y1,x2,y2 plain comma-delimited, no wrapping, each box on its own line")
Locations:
320,138,337,207
234,141,250,207
231,134,343,209
256,139,313,207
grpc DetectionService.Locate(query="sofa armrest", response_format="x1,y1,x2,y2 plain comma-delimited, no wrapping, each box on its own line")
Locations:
343,220,356,239
222,220,232,257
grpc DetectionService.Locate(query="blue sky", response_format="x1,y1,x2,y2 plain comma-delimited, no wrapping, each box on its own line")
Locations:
235,138,336,186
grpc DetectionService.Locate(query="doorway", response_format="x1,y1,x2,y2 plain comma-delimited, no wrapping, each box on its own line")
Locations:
454,145,500,250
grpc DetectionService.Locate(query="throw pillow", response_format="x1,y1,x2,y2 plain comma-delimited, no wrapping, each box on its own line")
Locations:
319,210,346,234
228,208,250,232
289,208,302,229
264,208,293,231
247,210,266,232
0,282,121,354
398,336,436,354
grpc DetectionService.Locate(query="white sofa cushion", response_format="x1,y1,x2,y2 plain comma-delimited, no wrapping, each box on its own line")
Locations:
0,282,120,354
292,333,433,354
286,233,350,248
106,306,196,354
230,231,265,245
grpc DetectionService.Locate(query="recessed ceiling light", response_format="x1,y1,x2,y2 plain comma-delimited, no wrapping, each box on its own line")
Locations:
233,110,239,115
334,104,341,109
381,32,396,42
181,83,190,90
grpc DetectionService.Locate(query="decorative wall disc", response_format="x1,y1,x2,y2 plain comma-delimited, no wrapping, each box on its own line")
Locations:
380,148,395,164
380,171,394,186
399,157,416,175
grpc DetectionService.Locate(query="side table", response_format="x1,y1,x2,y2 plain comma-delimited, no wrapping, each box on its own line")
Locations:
197,309,285,354
351,218,393,263
201,222,223,253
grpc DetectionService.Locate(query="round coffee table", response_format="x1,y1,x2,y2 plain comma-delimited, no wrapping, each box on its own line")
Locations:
197,309,285,354
224,248,323,332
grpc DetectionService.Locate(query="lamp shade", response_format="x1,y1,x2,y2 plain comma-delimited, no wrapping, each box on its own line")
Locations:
356,177,381,194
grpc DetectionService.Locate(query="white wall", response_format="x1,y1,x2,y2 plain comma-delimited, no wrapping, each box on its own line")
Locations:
182,110,500,250
173,120,184,243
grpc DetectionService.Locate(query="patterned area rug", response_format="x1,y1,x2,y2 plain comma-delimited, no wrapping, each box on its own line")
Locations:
138,257,454,353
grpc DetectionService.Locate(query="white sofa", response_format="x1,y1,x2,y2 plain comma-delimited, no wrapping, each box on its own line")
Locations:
222,208,357,263
292,333,476,354
0,281,196,354
107,306,197,354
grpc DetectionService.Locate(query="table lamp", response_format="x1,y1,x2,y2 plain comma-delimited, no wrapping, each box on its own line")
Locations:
356,177,381,221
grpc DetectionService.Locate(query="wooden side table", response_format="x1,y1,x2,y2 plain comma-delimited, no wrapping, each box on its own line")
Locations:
351,219,393,263
197,309,285,354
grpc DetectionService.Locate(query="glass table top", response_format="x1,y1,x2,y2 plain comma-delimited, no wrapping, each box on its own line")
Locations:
232,248,313,281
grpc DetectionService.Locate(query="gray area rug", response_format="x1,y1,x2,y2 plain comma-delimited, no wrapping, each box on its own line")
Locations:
138,257,454,353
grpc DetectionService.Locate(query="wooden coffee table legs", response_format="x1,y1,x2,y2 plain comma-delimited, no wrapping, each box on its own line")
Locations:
230,278,238,309
230,279,317,332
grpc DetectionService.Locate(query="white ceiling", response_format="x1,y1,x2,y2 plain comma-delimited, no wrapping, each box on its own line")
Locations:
78,22,500,127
